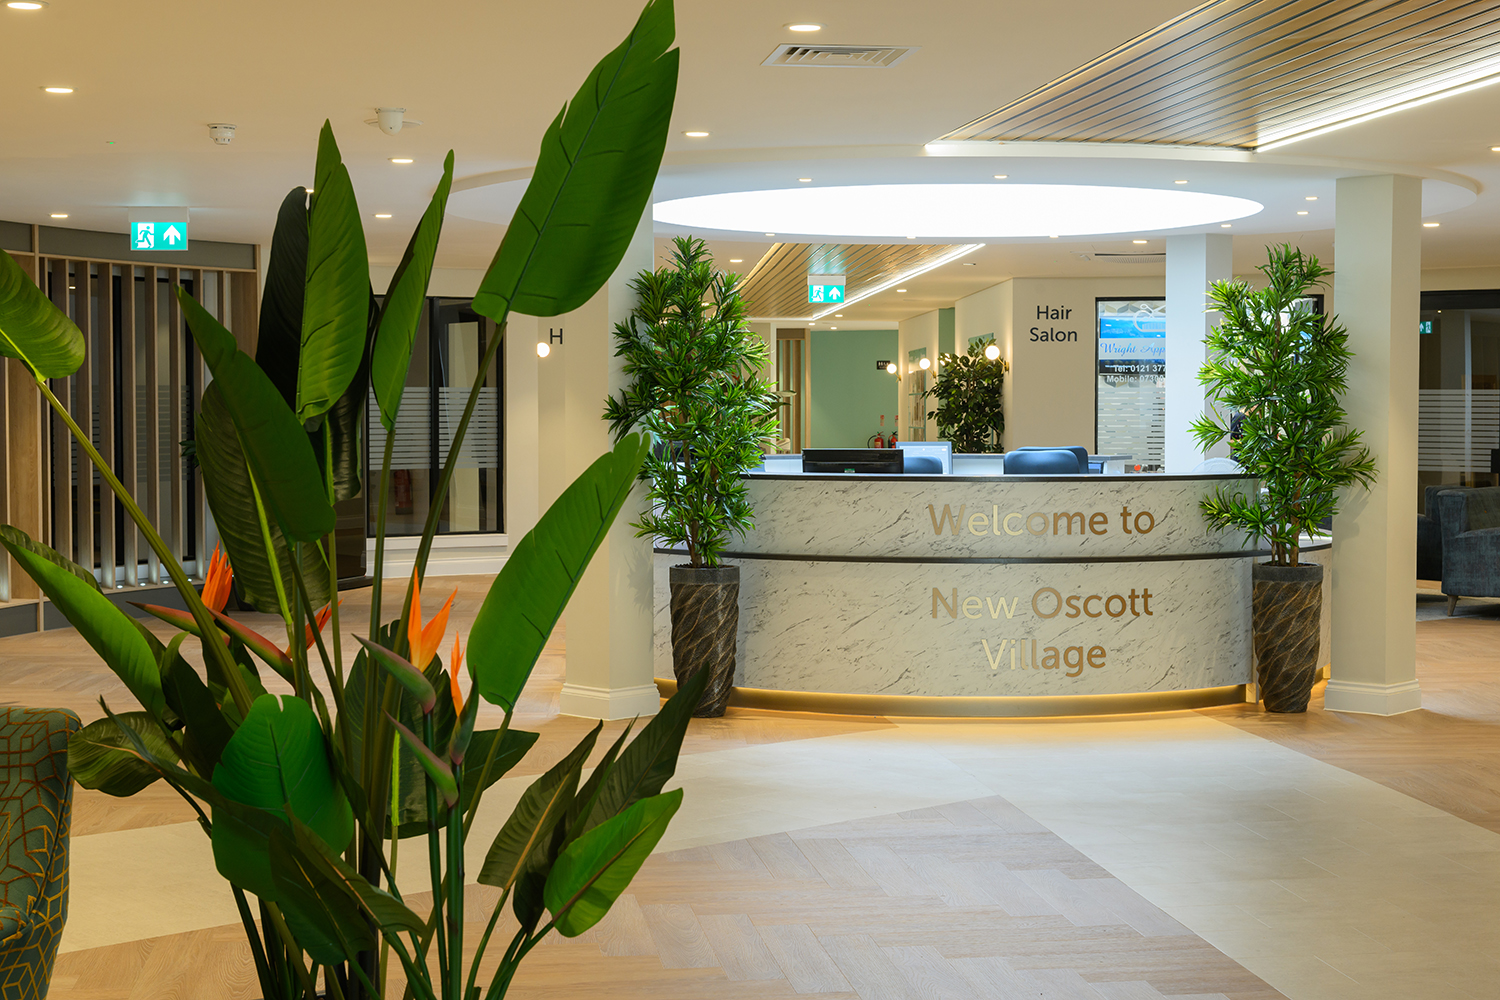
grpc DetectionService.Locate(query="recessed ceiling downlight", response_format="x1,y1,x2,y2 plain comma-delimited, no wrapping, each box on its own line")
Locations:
654,184,1263,240
8,2,49,9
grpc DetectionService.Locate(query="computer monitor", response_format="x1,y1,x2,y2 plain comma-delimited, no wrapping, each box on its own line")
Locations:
801,448,905,475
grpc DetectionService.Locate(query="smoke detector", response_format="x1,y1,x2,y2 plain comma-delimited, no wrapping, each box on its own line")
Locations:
367,107,423,135
207,123,236,145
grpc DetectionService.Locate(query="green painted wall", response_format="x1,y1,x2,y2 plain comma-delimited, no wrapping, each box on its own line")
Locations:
938,307,956,357
810,329,901,447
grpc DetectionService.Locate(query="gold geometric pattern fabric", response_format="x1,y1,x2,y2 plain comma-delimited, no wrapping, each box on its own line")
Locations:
0,707,80,1000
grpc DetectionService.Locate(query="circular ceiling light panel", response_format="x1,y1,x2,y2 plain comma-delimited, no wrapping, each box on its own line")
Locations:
654,183,1263,239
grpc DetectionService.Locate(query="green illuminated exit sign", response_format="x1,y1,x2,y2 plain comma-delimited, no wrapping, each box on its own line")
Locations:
808,273,845,304
132,221,188,251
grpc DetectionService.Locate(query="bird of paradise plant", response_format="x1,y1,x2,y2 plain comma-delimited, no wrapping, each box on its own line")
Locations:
0,3,698,998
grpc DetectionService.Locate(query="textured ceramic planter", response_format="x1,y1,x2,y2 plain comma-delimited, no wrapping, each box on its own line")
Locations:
1251,562,1324,713
668,564,739,718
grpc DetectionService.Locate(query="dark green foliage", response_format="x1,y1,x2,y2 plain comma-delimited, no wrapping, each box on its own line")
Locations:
925,336,1008,453
1192,245,1377,566
604,236,781,567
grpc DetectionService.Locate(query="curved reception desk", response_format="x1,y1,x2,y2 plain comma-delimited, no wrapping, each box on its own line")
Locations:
653,472,1321,717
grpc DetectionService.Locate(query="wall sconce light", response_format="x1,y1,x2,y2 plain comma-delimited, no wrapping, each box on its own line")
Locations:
536,342,551,358
918,357,931,370
984,344,1001,360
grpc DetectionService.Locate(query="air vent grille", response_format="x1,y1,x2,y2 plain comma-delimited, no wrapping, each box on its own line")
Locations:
763,44,917,69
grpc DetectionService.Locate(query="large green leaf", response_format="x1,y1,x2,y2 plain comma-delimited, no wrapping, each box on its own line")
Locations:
298,122,369,423
160,635,234,775
196,382,328,615
0,522,100,593
269,824,372,967
178,289,334,542
210,694,354,900
0,244,84,377
583,664,706,834
543,789,682,937
372,151,454,432
317,289,376,504
478,723,600,891
255,187,309,410
468,434,649,709
472,0,677,320
0,525,164,717
67,712,180,796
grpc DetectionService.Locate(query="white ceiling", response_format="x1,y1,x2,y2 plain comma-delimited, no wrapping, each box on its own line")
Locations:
4,0,1499,325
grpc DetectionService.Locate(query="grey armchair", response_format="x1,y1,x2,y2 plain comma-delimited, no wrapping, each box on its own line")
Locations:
1418,484,1464,581
1437,487,1500,615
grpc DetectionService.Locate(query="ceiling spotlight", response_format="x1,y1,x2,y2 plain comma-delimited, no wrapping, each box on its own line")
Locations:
1492,146,1500,152
906,235,916,239
1221,223,1232,228
798,178,812,183
993,174,1008,179
918,357,931,370
374,213,392,219
390,157,414,164
536,342,551,358
1174,179,1188,184
1305,196,1318,201
834,313,843,317
896,288,907,293
1132,240,1148,244
961,261,977,265
1297,210,1309,215
1049,235,1058,238
831,326,839,330
765,233,775,237
786,22,823,31
43,86,73,94
1423,222,1441,227
8,2,49,9
682,130,711,138
984,344,1001,360
49,213,67,218
728,258,744,263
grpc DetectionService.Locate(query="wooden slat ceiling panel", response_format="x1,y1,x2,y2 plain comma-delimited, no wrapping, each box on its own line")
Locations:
938,0,1500,149
740,242,961,318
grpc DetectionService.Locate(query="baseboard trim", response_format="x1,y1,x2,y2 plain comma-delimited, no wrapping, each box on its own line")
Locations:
1324,677,1423,716
557,682,662,721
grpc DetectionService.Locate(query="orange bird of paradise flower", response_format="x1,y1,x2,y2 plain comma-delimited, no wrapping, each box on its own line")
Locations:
202,544,233,613
408,571,456,670
449,634,466,715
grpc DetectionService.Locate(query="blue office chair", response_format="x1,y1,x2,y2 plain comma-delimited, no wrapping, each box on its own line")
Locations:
1014,445,1088,473
1004,449,1084,474
903,456,944,474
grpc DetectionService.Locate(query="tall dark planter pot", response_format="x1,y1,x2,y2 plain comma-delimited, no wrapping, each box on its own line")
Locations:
1251,562,1323,713
669,564,739,718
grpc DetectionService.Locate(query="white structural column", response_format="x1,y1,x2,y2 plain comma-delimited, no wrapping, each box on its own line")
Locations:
557,209,660,720
1164,233,1234,473
1328,173,1423,715
503,313,541,545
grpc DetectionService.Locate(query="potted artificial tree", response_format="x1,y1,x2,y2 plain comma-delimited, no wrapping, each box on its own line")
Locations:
605,236,781,717
1193,245,1376,713
925,336,1009,452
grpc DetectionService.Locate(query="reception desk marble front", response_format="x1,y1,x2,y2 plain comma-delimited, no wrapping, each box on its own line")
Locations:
652,473,1324,716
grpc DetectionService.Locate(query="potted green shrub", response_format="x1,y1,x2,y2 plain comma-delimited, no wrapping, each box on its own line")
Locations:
604,236,781,717
925,336,1008,452
1192,245,1376,713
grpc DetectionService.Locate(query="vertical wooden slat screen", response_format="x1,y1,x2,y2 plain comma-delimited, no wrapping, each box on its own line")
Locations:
193,269,208,567
74,261,94,576
8,254,253,599
48,259,73,564
97,265,116,587
119,267,139,586
167,267,183,566
142,266,161,584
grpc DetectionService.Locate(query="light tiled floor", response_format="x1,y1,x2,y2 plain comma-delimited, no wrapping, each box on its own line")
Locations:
6,578,1496,999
